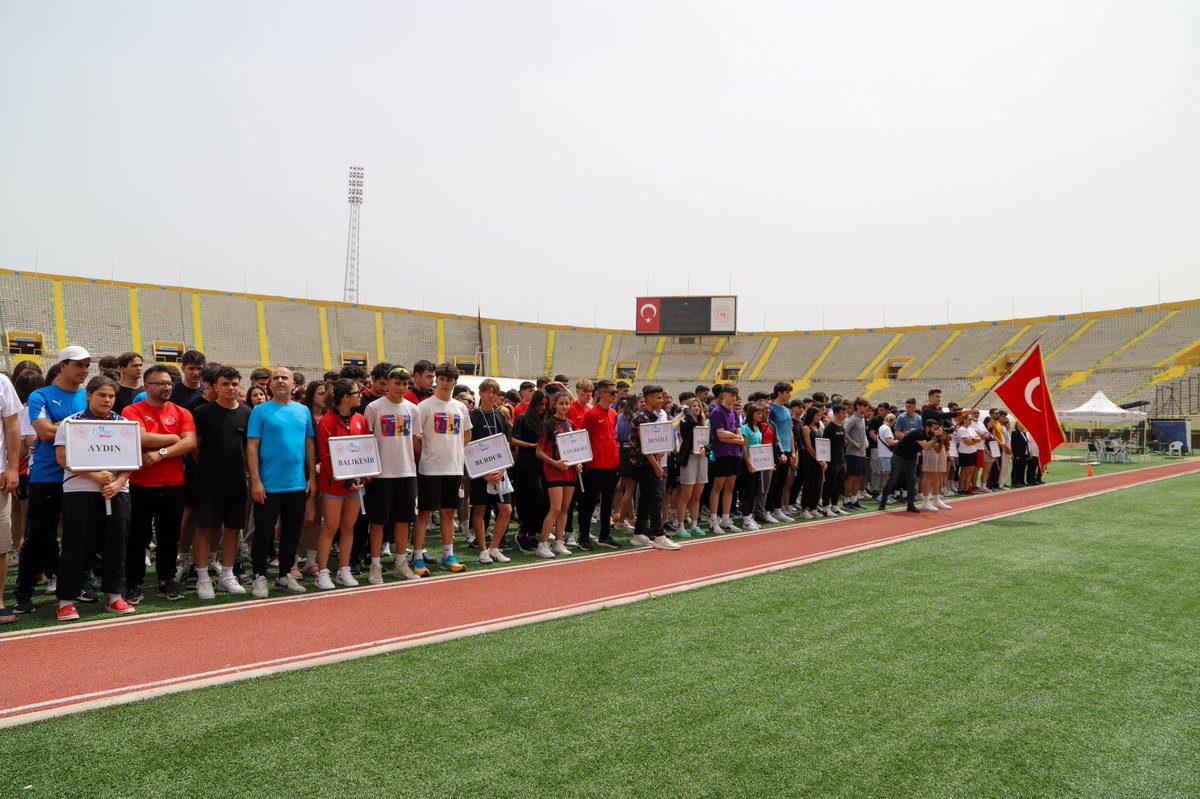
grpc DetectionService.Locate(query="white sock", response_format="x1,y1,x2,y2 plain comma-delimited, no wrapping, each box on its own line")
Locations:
59,600,72,609
306,549,318,566
442,545,454,559
108,593,122,604
371,557,381,567
196,565,209,581
221,566,234,579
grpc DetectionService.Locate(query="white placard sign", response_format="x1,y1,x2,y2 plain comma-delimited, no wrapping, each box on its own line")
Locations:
638,420,675,455
64,419,143,472
328,435,382,481
748,444,774,471
987,440,1001,458
557,430,593,466
692,426,710,454
464,433,515,479
815,437,832,462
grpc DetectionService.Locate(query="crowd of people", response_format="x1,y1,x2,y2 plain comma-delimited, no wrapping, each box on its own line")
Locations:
0,346,1046,624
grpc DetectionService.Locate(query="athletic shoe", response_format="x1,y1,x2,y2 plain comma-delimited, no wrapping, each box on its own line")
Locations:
268,557,279,568
689,526,706,537
337,567,359,587
801,510,815,520
832,506,849,516
551,541,571,556
411,559,431,578
56,604,79,622
381,542,392,558
676,527,692,539
535,542,556,559
616,520,635,531
489,548,511,563
596,537,621,549
565,533,579,548
743,518,761,531
479,549,494,564
845,502,865,511
441,555,467,573
760,512,779,525
577,538,595,551
629,534,651,546
45,576,57,595
157,580,184,601
14,599,35,614
662,522,680,533
277,574,306,594
651,535,681,550
216,572,246,594
367,563,384,585
934,498,952,511
315,570,335,590
722,519,742,532
383,558,410,580
106,598,135,615
195,578,216,600
124,585,143,606
76,586,98,603
921,499,940,512
250,576,269,599
775,510,795,522
905,506,921,513
708,516,724,534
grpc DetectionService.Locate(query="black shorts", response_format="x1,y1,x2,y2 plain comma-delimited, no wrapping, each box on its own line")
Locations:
712,455,742,478
366,476,417,525
194,495,247,531
470,476,512,506
618,448,636,479
418,473,464,512
666,455,680,489
846,455,866,477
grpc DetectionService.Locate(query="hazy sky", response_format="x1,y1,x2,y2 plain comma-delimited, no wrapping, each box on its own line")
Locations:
2,1,1198,331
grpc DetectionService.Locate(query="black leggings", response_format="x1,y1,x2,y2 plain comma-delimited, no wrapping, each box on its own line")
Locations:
800,459,823,511
58,492,129,601
515,468,546,536
822,463,847,507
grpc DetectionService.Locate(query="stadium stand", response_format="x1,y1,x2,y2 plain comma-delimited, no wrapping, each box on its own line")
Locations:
3,269,1199,413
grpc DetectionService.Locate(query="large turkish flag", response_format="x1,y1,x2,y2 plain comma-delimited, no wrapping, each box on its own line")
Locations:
635,298,661,334
993,343,1065,468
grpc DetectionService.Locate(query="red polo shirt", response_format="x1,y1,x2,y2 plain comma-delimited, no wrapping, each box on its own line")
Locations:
582,404,619,470
121,400,195,488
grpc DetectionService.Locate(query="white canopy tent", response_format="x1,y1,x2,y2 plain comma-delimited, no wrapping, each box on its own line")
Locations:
1058,391,1148,462
1058,391,1148,425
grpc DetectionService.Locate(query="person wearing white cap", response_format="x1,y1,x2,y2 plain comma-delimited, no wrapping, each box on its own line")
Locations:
13,346,91,615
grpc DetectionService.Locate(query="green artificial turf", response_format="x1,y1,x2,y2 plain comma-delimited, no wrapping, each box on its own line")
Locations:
2,455,1181,631
3,471,1198,798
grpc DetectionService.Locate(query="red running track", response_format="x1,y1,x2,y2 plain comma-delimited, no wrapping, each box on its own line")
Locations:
3,460,1197,728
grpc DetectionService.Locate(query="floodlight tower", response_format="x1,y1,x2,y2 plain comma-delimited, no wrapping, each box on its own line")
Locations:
343,165,364,304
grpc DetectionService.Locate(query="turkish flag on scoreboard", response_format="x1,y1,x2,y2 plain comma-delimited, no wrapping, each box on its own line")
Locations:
993,343,1065,469
635,297,661,334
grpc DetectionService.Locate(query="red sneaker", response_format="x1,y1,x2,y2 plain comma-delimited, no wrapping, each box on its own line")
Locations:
106,598,136,615
57,603,80,622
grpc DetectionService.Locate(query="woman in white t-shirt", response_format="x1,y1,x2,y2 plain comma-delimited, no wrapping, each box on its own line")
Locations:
52,376,136,622
953,413,982,494
875,413,895,495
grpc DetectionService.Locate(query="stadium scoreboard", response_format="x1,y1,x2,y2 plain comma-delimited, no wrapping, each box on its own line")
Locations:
635,296,737,336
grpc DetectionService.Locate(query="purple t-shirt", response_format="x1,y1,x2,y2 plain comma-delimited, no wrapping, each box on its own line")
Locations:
709,404,743,458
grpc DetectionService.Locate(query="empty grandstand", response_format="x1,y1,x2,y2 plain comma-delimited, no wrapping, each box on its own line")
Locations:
3,269,1200,417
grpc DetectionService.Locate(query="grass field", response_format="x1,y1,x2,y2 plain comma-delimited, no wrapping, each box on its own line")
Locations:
3,470,1197,798
2,454,1177,631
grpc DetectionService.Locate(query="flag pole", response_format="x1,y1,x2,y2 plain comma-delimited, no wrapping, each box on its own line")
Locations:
971,334,1043,411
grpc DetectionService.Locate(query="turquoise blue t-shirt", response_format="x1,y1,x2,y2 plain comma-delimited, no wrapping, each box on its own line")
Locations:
768,402,793,453
740,423,764,447
247,400,314,493
28,384,87,484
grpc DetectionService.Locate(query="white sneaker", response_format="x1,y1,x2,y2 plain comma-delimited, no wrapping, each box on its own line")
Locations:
761,512,779,524
616,520,635,531
45,576,58,595
921,500,939,512
775,510,795,522
337,567,359,587
629,534,651,546
367,563,383,585
801,510,815,520
743,518,761,531
251,576,269,599
708,516,724,534
478,550,494,564
934,498,952,511
651,535,681,550
381,543,392,557
565,533,578,548
833,506,849,516
535,542,556,559
722,519,743,532
393,559,416,580
217,572,246,595
489,548,511,563
316,569,336,590
552,541,571,556
195,578,215,600
279,574,306,594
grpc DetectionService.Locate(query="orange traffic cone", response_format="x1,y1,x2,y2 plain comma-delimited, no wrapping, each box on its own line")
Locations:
1087,463,1094,477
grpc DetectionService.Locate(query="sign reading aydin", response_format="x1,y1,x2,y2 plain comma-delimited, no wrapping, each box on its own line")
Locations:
64,419,143,473
634,296,738,336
